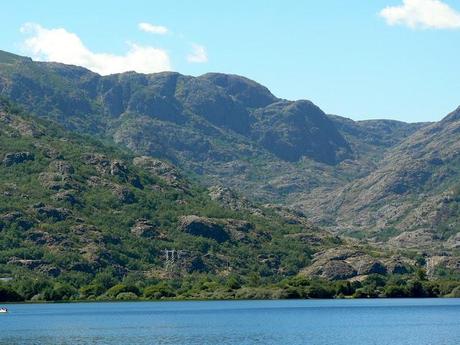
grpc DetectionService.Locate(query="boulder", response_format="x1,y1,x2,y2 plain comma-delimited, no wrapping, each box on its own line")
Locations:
7,258,45,269
114,186,136,204
3,152,34,166
131,219,157,238
38,265,61,277
179,215,230,243
208,185,258,213
36,206,71,221
110,160,129,181
133,156,181,183
83,153,111,174
49,160,75,175
302,248,393,280
319,261,357,280
1,211,23,223
52,190,79,205
384,258,412,275
225,219,253,241
0,212,34,230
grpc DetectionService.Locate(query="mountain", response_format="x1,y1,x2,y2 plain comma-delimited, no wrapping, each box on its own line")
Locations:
0,50,421,203
304,107,460,249
0,97,339,299
0,50,459,300
2,98,457,301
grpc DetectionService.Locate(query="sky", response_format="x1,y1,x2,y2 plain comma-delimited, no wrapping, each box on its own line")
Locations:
1,0,460,123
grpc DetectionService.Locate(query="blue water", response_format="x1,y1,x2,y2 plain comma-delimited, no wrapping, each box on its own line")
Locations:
1,299,460,345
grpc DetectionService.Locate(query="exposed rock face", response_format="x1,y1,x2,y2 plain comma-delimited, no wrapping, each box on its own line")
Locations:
252,100,352,164
27,230,62,246
426,255,460,276
208,185,257,213
39,160,76,191
347,255,387,275
113,186,136,204
52,190,79,205
83,154,130,179
302,248,401,280
39,265,61,277
110,160,129,181
258,254,281,270
179,215,255,243
35,206,71,221
3,152,34,166
131,219,157,238
7,258,46,269
0,212,34,230
49,161,74,175
320,261,357,280
0,110,43,137
201,73,277,109
179,215,230,243
388,229,434,249
1,211,23,223
447,233,460,249
133,156,181,184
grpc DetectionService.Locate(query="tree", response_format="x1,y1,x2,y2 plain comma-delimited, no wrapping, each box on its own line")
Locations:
0,286,23,302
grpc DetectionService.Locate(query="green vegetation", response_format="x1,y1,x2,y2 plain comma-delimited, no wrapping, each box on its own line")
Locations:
0,98,332,302
0,51,459,302
1,271,459,302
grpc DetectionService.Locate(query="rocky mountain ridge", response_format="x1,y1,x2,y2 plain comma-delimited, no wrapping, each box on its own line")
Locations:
0,49,459,264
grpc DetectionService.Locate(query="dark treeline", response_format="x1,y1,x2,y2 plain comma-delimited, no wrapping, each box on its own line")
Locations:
1,270,460,302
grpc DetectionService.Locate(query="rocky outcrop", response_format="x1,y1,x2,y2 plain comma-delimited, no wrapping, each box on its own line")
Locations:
179,215,254,243
0,212,34,230
49,161,74,175
447,233,460,249
7,258,46,269
388,229,434,248
113,186,136,204
83,154,130,181
3,152,34,166
35,206,71,221
179,215,230,243
133,156,181,184
426,255,460,276
302,248,399,280
38,160,77,191
131,219,157,238
52,190,79,205
208,185,258,214
320,261,357,280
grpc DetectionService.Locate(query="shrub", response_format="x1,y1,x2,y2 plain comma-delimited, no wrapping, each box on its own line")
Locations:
0,286,23,302
144,283,176,299
384,285,407,298
116,292,139,300
106,283,140,297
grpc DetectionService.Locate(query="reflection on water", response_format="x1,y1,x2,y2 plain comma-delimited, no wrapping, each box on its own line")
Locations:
1,299,460,345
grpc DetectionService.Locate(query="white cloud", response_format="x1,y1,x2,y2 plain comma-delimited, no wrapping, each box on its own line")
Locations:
20,23,171,75
138,22,169,35
187,44,208,63
380,0,460,29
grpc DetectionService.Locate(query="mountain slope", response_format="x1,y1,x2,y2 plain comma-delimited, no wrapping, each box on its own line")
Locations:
0,50,459,299
0,97,357,299
299,107,460,250
0,50,422,205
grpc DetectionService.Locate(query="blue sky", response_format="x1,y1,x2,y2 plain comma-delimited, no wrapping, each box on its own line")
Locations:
1,0,460,123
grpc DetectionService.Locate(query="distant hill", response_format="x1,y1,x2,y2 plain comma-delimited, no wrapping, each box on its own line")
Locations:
0,50,421,202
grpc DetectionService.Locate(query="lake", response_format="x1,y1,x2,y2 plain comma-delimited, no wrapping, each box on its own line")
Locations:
1,299,460,345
